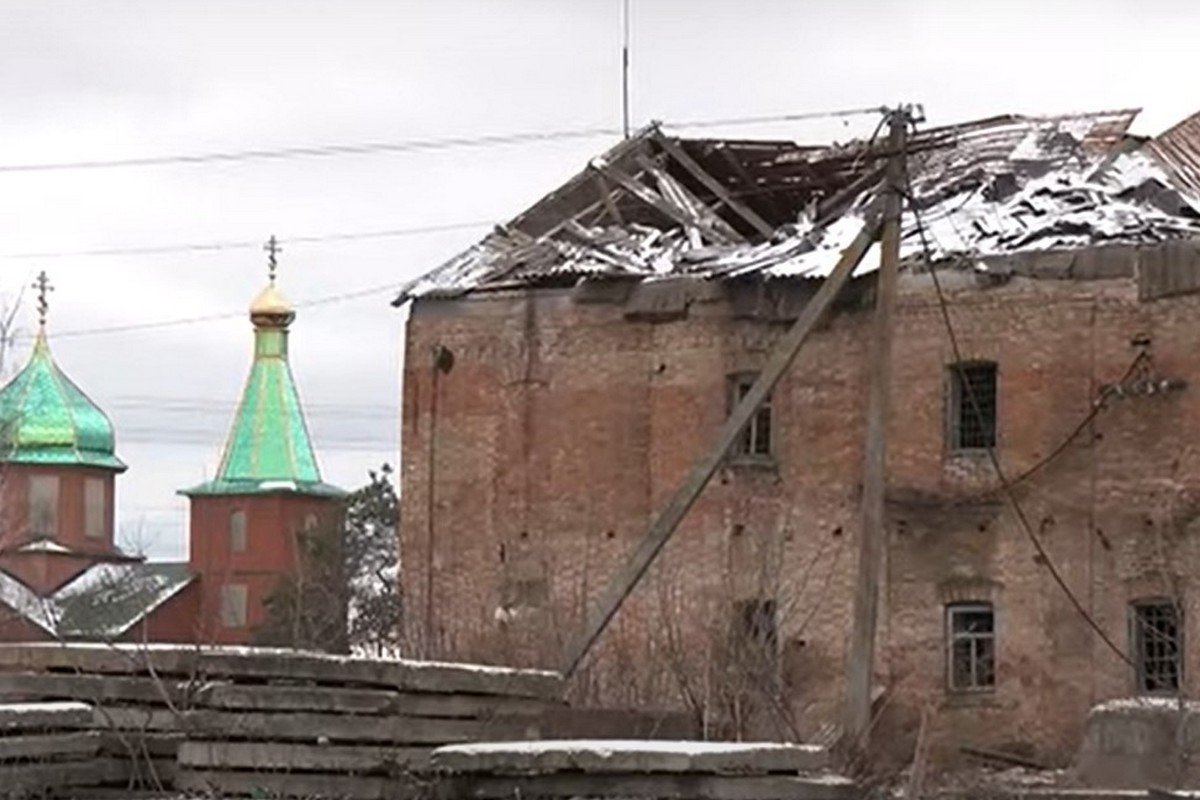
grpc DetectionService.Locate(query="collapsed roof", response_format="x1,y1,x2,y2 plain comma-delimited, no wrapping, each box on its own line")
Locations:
395,108,1200,303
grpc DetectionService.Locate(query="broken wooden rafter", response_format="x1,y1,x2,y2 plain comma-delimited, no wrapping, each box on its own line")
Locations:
591,159,734,246
635,154,747,245
561,198,885,678
594,173,625,226
653,133,775,238
714,143,785,221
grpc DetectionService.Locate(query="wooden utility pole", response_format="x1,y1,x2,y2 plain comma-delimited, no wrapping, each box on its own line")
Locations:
843,107,908,751
561,200,885,678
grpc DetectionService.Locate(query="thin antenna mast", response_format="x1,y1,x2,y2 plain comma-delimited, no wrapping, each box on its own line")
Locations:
621,0,631,138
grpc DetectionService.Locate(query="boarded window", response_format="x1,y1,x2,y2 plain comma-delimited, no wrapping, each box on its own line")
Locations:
949,362,998,451
730,374,772,458
27,475,59,537
1132,600,1182,693
219,584,248,628
947,603,996,691
229,510,247,553
84,478,106,540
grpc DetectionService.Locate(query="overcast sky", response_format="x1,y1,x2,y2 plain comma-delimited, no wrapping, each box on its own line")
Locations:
1,0,1196,560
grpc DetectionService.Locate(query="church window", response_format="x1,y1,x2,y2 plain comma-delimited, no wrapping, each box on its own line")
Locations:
27,475,59,538
84,478,106,540
229,510,247,553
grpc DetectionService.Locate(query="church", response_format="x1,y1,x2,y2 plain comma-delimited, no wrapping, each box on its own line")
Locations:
0,247,345,644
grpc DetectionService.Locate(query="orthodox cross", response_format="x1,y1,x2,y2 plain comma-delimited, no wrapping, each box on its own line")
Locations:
264,235,282,283
32,271,53,328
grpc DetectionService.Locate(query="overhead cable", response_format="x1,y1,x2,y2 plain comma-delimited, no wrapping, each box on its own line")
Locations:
0,106,884,174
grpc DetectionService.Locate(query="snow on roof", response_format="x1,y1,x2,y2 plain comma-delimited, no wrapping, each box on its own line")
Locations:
396,109,1200,303
0,562,193,640
54,562,193,639
17,539,73,554
0,571,56,634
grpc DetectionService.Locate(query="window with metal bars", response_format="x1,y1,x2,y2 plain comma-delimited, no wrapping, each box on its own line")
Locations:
947,603,996,692
729,373,772,459
949,361,998,451
1131,600,1182,693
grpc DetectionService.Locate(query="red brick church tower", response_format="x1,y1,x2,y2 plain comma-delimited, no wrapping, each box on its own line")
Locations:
180,239,346,644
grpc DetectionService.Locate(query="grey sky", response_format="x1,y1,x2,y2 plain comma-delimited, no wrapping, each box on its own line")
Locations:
0,0,1195,559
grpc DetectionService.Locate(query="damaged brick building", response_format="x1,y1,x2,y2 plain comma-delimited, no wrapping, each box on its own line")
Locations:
395,108,1200,763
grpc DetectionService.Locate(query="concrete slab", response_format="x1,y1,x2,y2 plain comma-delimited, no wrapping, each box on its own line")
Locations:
184,709,541,745
0,731,99,762
437,773,857,800
178,739,433,772
432,739,830,775
0,643,563,699
0,701,92,731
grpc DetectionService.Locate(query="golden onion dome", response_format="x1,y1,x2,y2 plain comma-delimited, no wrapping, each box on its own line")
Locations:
249,283,293,317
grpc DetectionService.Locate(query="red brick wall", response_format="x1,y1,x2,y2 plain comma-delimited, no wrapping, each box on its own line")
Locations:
0,551,107,594
188,493,341,644
400,249,1200,764
125,580,203,644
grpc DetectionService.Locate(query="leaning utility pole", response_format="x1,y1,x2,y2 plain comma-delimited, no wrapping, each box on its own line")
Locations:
843,107,908,751
560,167,890,678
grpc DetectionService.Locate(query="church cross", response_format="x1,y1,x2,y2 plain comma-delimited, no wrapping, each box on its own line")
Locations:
264,235,282,283
32,271,53,328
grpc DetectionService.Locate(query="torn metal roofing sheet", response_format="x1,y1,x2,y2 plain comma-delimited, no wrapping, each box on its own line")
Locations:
396,109,1200,302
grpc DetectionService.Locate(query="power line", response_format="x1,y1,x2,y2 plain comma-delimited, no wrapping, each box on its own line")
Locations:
0,220,493,260
12,278,409,341
900,130,1135,669
0,107,883,175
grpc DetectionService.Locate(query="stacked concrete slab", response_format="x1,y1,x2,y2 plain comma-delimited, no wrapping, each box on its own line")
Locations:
0,701,124,799
0,643,562,798
431,740,857,800
0,646,205,790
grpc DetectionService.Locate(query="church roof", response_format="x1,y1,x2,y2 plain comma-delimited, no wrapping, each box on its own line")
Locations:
0,562,193,639
0,329,125,471
181,267,344,498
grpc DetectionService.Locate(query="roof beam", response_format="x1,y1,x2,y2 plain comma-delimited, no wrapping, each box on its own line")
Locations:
635,155,746,244
714,143,784,222
653,134,775,238
590,160,733,245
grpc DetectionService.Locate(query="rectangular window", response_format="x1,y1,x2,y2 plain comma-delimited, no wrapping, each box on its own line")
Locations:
229,510,247,553
949,362,998,451
730,373,772,458
219,584,248,629
947,603,996,692
1132,600,1182,693
84,478,106,540
27,475,59,538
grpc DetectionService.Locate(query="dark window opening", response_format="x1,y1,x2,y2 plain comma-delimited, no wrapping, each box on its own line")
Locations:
949,361,998,451
735,598,779,651
1132,600,1182,693
730,374,772,458
947,603,996,692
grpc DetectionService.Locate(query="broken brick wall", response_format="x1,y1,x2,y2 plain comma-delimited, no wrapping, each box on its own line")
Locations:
399,243,1200,765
